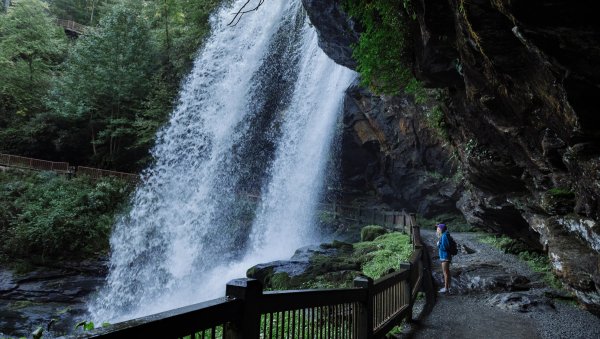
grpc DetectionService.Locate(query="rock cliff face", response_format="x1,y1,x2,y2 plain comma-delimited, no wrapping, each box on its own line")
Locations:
340,82,462,217
303,0,600,313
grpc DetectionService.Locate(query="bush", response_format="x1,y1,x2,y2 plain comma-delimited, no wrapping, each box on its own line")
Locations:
360,225,387,241
355,232,412,279
0,170,133,260
343,0,418,95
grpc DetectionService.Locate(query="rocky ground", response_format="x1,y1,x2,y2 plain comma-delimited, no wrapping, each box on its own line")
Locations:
0,260,107,338
401,230,600,339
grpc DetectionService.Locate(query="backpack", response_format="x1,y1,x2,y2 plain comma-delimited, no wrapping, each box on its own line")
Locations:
447,233,458,256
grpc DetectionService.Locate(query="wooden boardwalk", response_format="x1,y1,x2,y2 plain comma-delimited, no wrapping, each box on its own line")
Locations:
56,19,87,35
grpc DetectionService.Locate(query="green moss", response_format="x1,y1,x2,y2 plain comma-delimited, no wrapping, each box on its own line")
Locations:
542,188,575,215
355,232,412,279
270,272,291,290
546,188,575,199
258,231,413,290
426,105,449,140
360,225,387,242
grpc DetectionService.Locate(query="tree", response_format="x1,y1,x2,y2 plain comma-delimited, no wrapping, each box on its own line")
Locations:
0,0,67,115
49,2,157,169
47,0,111,26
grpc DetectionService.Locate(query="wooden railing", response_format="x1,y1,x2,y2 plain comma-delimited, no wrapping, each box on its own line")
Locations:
77,166,138,182
0,153,69,173
80,221,429,339
56,19,88,34
0,153,138,182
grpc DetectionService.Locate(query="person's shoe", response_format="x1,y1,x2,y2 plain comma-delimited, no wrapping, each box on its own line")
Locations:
438,287,448,293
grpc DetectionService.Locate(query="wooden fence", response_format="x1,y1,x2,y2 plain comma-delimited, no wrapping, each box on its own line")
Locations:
0,153,69,173
77,166,139,182
0,153,138,182
80,221,429,339
56,19,88,34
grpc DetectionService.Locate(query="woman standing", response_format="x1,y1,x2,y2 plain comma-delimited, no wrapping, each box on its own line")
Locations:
436,223,452,293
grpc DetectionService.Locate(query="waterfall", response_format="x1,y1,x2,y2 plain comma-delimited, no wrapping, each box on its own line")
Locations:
88,0,356,323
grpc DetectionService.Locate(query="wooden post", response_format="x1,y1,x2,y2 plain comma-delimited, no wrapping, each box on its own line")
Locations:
353,276,373,339
400,263,413,322
225,278,262,339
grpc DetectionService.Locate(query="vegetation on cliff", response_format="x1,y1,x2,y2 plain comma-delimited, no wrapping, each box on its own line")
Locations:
1,0,221,171
343,0,424,98
0,169,133,261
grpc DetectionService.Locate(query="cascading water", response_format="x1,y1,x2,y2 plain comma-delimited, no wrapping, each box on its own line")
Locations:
89,0,356,322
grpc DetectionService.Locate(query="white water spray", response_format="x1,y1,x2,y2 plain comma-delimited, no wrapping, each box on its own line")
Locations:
89,0,355,322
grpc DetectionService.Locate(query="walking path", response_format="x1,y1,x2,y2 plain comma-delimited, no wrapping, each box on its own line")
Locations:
401,230,600,339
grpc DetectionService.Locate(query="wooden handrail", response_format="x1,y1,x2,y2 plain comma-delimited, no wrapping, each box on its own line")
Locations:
84,225,427,338
56,19,88,34
77,297,243,338
0,153,139,182
0,153,69,173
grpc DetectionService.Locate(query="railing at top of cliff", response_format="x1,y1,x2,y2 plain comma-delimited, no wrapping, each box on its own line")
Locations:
56,19,88,35
0,153,138,182
76,214,429,339
0,153,69,173
1,153,413,236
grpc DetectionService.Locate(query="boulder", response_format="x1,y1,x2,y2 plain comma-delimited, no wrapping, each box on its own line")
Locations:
488,292,556,313
301,0,359,69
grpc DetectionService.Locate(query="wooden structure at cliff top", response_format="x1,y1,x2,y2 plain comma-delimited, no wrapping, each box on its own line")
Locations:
79,214,429,339
56,19,88,35
0,153,69,173
0,153,137,182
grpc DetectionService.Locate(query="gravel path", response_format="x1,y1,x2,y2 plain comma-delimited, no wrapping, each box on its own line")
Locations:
400,230,600,339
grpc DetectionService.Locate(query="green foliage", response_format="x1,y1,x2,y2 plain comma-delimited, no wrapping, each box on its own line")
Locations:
517,251,562,289
47,0,112,26
0,169,132,259
48,2,157,168
43,0,224,170
360,224,387,241
0,0,67,114
426,105,449,140
355,232,412,279
479,234,563,289
75,320,95,331
1,0,223,170
343,0,416,95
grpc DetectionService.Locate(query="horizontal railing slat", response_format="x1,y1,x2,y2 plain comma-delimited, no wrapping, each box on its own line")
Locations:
83,297,242,338
260,288,367,313
372,269,410,294
372,305,410,337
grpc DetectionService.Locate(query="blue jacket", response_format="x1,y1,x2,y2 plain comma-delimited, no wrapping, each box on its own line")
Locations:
438,231,451,261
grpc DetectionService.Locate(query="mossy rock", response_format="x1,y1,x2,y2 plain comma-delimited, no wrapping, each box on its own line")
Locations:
321,240,353,252
270,272,292,290
361,225,387,242
542,188,575,215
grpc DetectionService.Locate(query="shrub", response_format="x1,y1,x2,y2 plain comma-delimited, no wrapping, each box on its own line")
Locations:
343,0,418,95
355,232,412,279
0,170,133,260
360,225,387,241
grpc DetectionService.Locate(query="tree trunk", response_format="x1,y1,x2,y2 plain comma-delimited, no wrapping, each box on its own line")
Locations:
3,0,10,12
164,0,171,62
